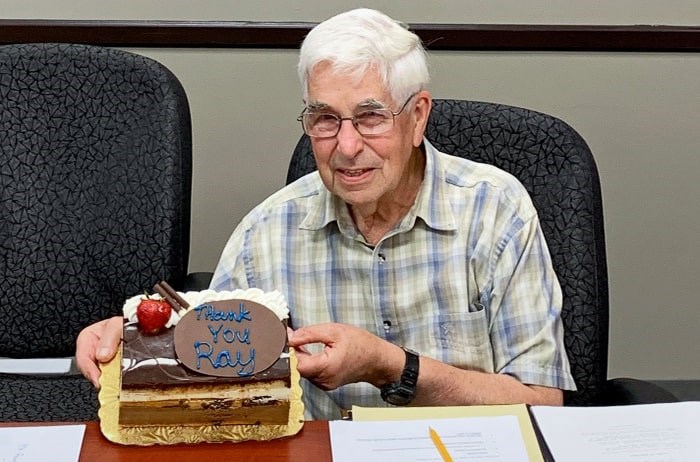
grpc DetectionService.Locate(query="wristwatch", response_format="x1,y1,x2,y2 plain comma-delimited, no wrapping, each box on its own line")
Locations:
380,347,420,406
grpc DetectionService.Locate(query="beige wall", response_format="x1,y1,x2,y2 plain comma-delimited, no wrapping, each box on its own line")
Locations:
4,1,699,380
3,0,700,24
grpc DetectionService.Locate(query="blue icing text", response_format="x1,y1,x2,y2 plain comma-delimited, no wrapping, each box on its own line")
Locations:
190,301,258,377
193,342,256,376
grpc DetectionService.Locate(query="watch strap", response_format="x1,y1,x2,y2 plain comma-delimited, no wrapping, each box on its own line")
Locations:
400,347,419,389
380,347,420,405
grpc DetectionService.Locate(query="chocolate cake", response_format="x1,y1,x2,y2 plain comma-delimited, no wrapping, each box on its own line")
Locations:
118,287,291,427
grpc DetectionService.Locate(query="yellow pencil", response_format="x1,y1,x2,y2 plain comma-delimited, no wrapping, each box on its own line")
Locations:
428,426,454,462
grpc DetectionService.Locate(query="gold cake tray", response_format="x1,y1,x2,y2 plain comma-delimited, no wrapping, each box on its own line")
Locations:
98,347,304,445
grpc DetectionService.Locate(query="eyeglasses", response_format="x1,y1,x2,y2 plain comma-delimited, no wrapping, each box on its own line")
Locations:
298,92,418,138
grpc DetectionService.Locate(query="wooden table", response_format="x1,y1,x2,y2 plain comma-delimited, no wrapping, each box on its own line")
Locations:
2,420,332,461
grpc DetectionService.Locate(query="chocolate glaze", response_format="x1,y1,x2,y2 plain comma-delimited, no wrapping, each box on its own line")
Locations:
121,323,290,389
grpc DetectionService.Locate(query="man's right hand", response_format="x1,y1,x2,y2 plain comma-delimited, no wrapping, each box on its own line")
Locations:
75,316,123,388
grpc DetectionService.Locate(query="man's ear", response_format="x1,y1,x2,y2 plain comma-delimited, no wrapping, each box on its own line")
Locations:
412,90,432,147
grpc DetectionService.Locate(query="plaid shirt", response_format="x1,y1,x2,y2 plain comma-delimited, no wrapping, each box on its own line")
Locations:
211,139,576,420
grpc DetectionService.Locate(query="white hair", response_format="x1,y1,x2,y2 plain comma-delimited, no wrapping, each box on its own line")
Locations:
298,8,430,105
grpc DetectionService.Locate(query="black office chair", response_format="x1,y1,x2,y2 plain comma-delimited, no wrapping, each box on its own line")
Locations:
288,99,678,406
0,43,192,421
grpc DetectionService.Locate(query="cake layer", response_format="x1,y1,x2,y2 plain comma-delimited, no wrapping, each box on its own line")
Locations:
119,400,290,427
119,379,291,426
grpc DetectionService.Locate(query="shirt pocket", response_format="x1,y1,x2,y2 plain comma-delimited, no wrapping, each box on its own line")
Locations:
436,302,490,351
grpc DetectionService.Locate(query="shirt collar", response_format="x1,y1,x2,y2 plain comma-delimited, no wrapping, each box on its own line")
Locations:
299,138,457,233
411,139,458,231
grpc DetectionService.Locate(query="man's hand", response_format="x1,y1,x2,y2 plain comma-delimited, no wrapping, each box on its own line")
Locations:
75,316,123,388
287,323,404,391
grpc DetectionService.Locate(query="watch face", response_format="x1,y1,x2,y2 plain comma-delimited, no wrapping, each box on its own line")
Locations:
385,392,412,406
381,384,414,406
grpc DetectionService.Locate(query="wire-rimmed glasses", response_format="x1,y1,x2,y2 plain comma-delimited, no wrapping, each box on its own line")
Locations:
298,92,418,138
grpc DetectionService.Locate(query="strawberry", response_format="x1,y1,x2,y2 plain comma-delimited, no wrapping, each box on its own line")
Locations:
136,297,172,335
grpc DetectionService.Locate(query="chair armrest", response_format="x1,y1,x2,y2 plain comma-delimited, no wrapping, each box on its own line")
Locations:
182,271,214,291
603,378,680,405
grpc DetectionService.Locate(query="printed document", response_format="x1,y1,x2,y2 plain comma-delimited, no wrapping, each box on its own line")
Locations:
530,401,700,462
330,415,530,462
0,424,85,462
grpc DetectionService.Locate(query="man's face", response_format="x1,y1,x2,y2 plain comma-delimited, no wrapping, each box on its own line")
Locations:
305,63,428,211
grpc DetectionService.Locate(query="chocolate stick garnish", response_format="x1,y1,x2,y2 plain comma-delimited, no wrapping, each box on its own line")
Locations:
153,281,189,313
159,280,190,310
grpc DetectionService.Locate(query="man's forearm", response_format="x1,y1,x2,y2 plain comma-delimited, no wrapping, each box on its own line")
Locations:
409,355,563,406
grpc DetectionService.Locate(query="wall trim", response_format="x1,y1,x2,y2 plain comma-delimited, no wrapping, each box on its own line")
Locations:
0,20,698,52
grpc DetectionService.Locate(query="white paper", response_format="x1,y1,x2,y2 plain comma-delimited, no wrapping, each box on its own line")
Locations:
0,357,73,375
531,402,700,462
0,424,85,462
330,415,530,462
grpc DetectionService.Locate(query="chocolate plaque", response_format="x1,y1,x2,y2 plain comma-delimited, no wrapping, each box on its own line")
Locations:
174,299,286,378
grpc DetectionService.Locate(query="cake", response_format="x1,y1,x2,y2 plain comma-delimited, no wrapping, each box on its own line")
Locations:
118,285,292,427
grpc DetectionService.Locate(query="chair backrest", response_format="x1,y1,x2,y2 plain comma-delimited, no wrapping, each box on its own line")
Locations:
0,43,192,359
288,99,609,406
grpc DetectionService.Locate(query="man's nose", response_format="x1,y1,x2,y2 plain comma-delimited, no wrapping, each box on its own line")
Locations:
335,119,364,157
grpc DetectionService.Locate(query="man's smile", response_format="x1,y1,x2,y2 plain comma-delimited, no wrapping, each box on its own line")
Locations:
338,168,372,177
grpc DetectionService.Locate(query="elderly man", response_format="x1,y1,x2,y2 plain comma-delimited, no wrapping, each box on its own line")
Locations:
77,8,575,420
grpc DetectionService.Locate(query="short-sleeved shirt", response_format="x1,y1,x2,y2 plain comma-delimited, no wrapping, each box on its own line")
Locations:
211,139,576,420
